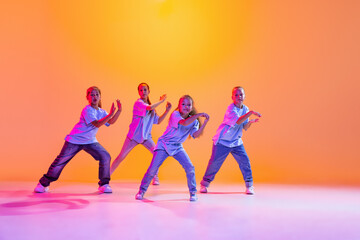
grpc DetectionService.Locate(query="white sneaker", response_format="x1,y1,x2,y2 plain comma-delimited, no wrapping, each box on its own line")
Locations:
34,183,49,193
190,192,198,201
246,186,255,195
152,175,160,185
98,184,112,193
200,185,207,193
135,191,145,200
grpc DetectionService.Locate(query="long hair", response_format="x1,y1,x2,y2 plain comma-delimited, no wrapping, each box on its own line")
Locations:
86,86,102,108
175,95,202,129
138,83,151,105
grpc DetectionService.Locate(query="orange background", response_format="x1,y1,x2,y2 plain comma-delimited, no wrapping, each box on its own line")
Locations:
1,1,359,186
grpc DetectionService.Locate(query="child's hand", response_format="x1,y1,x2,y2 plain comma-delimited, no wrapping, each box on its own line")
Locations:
109,103,116,115
160,94,167,102
251,111,261,117
116,99,122,112
203,113,210,124
249,119,259,123
166,102,172,111
199,113,209,119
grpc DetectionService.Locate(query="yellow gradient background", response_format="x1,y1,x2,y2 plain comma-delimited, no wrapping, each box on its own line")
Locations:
1,1,359,185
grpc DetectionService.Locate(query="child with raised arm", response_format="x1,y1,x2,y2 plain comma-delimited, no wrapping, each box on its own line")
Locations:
34,86,122,194
200,86,261,194
110,83,171,185
135,95,209,201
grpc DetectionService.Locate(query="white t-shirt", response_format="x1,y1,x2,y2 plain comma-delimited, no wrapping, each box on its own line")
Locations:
155,111,199,156
65,105,109,144
212,103,249,147
127,99,159,143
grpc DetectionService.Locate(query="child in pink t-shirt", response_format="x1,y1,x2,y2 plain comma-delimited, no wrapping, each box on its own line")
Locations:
110,83,171,185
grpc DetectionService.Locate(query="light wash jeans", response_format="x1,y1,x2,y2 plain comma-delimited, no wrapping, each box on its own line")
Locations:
39,141,111,187
139,149,197,193
201,143,253,188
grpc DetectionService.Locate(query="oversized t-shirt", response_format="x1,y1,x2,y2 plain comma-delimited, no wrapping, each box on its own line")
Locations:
127,98,159,143
65,105,109,144
155,111,199,156
212,103,249,147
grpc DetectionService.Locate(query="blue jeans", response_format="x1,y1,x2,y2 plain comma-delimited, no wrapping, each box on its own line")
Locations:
201,144,253,188
39,141,111,187
139,149,197,193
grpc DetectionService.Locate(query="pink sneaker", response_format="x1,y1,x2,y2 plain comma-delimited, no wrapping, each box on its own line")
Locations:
200,185,207,193
152,175,160,185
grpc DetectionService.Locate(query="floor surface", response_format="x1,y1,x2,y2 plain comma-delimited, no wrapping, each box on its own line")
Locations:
0,181,359,240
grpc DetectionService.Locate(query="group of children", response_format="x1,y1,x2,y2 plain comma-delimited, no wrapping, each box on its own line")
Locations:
34,84,261,201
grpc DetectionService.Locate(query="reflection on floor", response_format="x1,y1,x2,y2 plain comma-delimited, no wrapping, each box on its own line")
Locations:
0,181,359,240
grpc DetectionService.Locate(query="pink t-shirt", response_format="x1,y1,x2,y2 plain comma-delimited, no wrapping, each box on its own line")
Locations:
127,99,159,143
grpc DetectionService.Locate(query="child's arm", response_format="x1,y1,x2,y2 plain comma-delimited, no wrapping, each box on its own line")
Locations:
193,113,210,138
108,99,122,125
91,103,116,128
157,102,172,124
243,119,259,130
236,110,261,125
179,113,204,126
146,94,167,111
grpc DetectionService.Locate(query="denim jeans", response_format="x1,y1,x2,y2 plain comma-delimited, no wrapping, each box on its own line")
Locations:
39,141,111,187
139,149,197,193
201,144,253,188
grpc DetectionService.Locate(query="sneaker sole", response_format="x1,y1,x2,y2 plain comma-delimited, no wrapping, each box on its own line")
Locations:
135,195,144,200
99,188,113,193
34,188,49,193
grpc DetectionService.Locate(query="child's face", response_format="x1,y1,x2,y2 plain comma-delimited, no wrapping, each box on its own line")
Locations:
87,89,101,107
138,85,149,100
179,97,193,116
232,88,245,107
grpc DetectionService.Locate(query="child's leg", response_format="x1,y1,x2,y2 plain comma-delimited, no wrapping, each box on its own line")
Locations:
201,144,231,187
142,138,156,153
142,139,160,183
39,141,82,187
231,144,253,187
139,150,168,192
110,137,138,175
173,150,197,193
83,142,111,186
